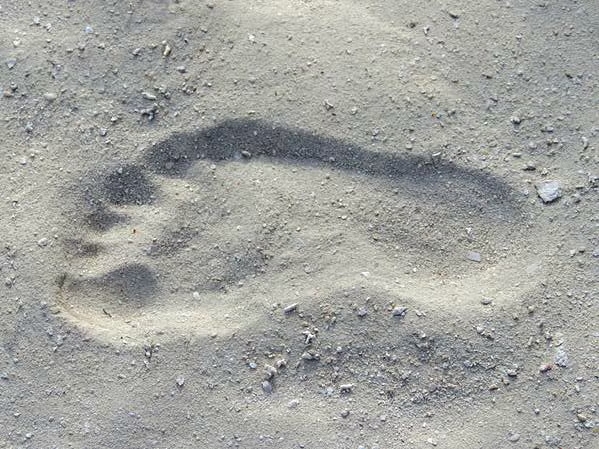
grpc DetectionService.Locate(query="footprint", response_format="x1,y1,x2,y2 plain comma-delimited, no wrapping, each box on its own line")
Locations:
56,119,535,343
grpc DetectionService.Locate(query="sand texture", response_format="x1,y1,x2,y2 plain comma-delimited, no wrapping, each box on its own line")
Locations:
1,1,598,448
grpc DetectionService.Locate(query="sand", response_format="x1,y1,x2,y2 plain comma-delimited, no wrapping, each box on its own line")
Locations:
1,1,598,448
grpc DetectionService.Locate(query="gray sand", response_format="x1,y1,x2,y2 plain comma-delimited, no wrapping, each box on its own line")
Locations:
1,1,597,448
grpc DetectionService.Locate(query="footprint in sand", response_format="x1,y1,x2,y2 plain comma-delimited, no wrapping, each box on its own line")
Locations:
56,119,535,343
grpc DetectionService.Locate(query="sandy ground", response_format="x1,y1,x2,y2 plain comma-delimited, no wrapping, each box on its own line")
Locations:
1,1,598,448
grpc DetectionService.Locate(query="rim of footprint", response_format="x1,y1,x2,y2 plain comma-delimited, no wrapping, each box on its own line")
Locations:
55,119,543,344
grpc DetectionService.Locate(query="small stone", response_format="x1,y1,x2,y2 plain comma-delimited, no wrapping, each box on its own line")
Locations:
264,365,277,379
357,307,368,317
341,409,350,418
339,384,354,393
554,348,569,367
248,361,257,369
511,116,522,125
392,306,408,317
466,251,481,262
176,65,187,73
541,124,554,133
176,375,185,387
37,238,49,247
275,359,287,369
163,42,172,57
539,363,552,373
142,91,157,100
241,150,252,158
301,351,319,361
448,10,460,19
283,303,298,314
6,58,16,69
536,180,562,203
288,399,299,409
581,136,589,149
261,380,273,394
84,25,94,34
577,413,587,422
192,291,200,300
481,297,493,305
507,433,520,442
43,92,57,101
523,162,536,171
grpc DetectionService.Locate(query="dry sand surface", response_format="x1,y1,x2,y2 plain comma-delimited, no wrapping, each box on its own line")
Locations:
1,1,598,448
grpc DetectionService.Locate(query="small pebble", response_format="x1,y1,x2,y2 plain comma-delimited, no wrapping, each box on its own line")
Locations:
301,351,319,361
43,92,57,101
264,365,277,379
261,380,273,394
339,384,354,393
176,375,185,387
466,251,481,262
523,162,536,171
554,348,569,367
392,306,408,317
283,303,298,314
535,180,562,203
507,433,520,442
142,91,157,100
37,238,48,247
581,136,589,149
